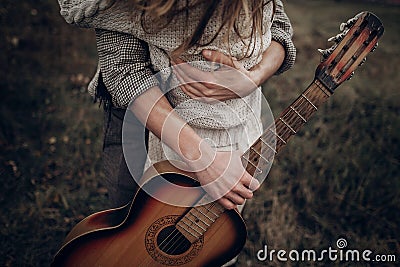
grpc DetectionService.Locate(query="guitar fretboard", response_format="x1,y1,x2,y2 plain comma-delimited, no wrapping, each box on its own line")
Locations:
242,79,333,177
176,198,225,243
176,79,333,242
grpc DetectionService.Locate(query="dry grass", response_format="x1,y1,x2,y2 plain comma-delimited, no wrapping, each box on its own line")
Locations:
0,0,398,266
238,1,400,266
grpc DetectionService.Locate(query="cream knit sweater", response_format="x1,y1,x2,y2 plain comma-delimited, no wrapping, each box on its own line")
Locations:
59,0,274,165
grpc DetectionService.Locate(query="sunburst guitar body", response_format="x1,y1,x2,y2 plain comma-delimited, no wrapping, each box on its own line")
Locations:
52,11,383,267
52,161,246,267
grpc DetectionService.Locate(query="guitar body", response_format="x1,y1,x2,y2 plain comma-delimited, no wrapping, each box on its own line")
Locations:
53,11,384,267
52,161,247,267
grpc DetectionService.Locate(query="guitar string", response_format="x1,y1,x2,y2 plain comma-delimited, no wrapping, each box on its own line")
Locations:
159,84,328,255
166,204,220,255
261,82,323,161
159,213,201,254
158,211,204,253
164,227,191,254
284,82,330,138
157,196,217,251
241,86,316,180
279,83,320,142
173,202,225,254
158,202,221,254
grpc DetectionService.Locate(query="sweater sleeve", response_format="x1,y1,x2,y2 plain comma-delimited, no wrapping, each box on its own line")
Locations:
271,0,296,75
95,29,158,108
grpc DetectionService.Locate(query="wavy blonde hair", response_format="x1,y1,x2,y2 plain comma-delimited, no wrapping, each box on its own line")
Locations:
131,0,275,59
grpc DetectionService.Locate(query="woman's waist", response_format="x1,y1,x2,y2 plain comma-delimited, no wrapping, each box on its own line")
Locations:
167,88,262,130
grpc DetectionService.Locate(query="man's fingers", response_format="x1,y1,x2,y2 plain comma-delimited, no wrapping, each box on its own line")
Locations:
241,172,260,192
202,50,237,68
173,60,205,81
218,198,237,210
226,192,246,205
233,183,254,199
173,64,209,95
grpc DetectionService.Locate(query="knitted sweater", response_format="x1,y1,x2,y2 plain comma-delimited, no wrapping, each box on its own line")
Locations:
58,0,295,164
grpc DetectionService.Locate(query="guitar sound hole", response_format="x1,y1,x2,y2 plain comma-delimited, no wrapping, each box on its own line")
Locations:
156,225,191,255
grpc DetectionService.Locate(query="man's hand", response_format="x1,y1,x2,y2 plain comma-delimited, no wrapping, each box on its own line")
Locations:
194,150,260,209
171,41,285,103
172,50,257,103
131,86,260,210
182,140,260,210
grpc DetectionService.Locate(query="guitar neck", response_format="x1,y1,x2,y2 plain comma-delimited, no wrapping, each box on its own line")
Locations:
177,78,334,242
176,11,384,246
242,78,333,177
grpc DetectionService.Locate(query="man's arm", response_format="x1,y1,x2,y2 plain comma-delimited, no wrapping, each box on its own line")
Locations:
95,29,158,107
96,30,258,209
271,0,296,74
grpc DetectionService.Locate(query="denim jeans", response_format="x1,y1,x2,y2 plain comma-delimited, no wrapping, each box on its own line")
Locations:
102,107,147,208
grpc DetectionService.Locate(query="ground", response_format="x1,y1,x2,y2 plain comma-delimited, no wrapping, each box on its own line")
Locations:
0,0,399,266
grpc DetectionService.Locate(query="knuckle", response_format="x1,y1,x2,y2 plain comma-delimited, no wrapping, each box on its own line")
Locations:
237,198,245,205
228,203,236,210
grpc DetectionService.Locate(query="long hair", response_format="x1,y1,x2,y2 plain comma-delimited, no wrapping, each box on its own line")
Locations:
131,0,276,59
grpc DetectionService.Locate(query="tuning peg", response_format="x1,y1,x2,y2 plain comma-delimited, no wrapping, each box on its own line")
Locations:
339,22,348,32
371,42,378,52
328,31,346,43
318,48,330,59
340,12,363,31
347,71,355,81
359,57,367,66
318,45,337,59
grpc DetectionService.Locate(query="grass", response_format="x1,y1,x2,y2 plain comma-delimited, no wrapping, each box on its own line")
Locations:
239,1,400,266
0,0,399,266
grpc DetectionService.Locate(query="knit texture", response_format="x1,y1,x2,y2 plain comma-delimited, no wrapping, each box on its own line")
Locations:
58,0,293,167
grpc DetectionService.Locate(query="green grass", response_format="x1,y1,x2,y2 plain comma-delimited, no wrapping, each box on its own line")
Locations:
0,0,398,266
239,1,400,266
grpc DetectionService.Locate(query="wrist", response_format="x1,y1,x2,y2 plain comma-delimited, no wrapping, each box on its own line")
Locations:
248,68,263,87
249,41,286,86
179,137,216,172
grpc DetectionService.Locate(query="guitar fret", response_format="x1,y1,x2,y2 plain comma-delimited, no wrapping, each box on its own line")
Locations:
190,209,211,225
301,93,318,110
186,214,206,232
290,105,307,122
198,207,215,223
259,138,277,154
180,219,202,236
314,81,331,96
280,118,296,134
193,209,211,226
241,156,262,173
212,203,225,213
203,206,219,218
269,128,287,144
177,223,199,239
250,147,270,163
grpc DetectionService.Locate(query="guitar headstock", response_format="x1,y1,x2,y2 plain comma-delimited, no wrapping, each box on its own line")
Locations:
315,11,384,92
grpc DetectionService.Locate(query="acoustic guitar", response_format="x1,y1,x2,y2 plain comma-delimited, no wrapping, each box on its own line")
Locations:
52,11,383,267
